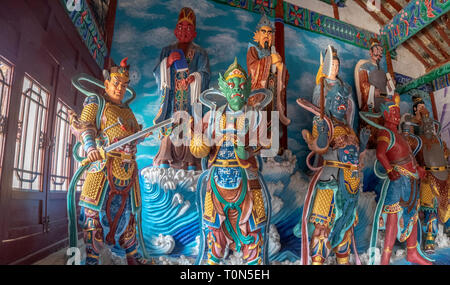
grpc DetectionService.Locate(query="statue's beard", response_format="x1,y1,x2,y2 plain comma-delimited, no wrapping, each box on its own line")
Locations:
264,41,269,49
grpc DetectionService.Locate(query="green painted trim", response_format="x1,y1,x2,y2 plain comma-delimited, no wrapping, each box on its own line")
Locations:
207,0,379,50
209,0,277,17
396,62,450,94
382,0,450,51
60,0,108,68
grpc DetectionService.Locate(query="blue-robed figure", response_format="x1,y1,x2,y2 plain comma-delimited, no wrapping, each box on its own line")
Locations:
152,7,210,170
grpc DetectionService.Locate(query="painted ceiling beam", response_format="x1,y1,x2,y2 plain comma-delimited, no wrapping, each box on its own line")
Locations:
210,0,379,49
60,0,108,68
380,3,394,20
396,61,450,94
381,0,450,51
386,0,402,12
432,20,450,47
422,30,449,59
413,35,440,65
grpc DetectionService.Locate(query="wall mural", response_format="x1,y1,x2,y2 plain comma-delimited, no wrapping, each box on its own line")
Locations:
103,0,449,264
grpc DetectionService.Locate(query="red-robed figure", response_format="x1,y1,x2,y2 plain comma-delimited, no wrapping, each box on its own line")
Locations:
361,95,433,265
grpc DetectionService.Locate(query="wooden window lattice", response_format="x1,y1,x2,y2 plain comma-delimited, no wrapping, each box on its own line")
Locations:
0,56,13,179
12,75,49,191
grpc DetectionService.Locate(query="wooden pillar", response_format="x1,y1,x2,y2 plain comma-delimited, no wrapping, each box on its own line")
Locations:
275,0,288,151
275,1,285,61
385,48,395,83
429,91,439,121
331,0,340,20
104,0,118,69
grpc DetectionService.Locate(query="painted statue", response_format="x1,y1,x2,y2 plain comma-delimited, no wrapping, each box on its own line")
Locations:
153,7,210,170
360,95,433,265
247,13,290,150
354,38,395,113
67,58,169,265
354,38,395,148
412,97,450,253
296,46,369,265
191,59,272,265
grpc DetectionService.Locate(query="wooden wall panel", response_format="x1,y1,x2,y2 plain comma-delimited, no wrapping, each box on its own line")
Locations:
0,0,103,265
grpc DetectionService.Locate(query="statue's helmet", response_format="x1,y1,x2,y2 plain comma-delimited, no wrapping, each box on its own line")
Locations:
256,12,275,31
103,57,130,82
177,7,196,28
223,57,248,82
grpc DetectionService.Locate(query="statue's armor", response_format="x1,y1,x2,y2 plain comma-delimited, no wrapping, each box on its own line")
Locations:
311,121,360,223
204,112,266,229
377,129,421,242
70,94,149,265
198,111,266,265
418,130,450,250
309,118,360,264
79,98,141,213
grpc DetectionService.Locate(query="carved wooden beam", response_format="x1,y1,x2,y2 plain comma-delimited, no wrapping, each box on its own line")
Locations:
413,36,440,65
386,0,402,12
422,30,449,59
380,4,394,20
432,21,450,47
426,59,450,73
331,0,340,20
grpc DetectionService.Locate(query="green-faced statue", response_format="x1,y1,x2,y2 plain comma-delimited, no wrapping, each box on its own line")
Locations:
218,58,252,112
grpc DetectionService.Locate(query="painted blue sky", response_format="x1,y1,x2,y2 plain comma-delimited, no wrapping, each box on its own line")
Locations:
110,0,389,169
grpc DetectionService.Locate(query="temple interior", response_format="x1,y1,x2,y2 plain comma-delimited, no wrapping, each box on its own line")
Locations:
0,0,449,266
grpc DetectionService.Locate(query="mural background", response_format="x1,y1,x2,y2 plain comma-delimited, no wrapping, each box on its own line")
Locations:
111,0,389,171
107,0,447,264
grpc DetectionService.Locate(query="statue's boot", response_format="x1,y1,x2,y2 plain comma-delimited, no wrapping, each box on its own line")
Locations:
126,253,154,265
334,228,352,265
380,213,398,265
406,221,432,265
422,212,437,253
206,229,226,265
244,232,262,265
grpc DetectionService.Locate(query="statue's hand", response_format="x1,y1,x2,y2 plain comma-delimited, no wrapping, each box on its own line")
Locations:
276,62,283,72
186,75,195,84
387,169,401,181
315,118,328,136
168,51,181,67
359,127,371,150
87,149,103,163
271,53,282,65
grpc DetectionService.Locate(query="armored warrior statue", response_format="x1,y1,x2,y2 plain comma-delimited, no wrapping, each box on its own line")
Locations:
360,95,433,265
411,97,450,253
67,58,167,265
247,13,290,150
191,59,272,265
153,7,210,169
354,38,395,148
296,46,369,265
